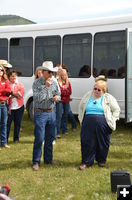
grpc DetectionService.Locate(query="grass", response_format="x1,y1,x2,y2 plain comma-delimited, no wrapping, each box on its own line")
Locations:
0,113,132,200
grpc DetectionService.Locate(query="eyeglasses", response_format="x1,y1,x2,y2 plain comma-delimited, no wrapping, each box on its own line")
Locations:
0,69,3,72
94,87,101,92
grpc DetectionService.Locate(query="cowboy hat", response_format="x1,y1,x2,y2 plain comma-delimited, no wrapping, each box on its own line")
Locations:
41,61,58,72
0,59,12,68
0,59,8,65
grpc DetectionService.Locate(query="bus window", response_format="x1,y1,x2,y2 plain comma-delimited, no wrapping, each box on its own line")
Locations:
10,37,33,77
0,39,8,60
62,33,92,78
93,31,126,78
35,36,61,70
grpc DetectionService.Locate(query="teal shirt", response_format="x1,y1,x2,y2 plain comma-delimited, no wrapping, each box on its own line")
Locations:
85,96,104,115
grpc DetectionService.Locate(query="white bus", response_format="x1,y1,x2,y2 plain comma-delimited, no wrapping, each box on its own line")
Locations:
0,15,132,122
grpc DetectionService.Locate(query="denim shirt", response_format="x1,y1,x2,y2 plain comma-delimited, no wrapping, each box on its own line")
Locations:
33,77,61,109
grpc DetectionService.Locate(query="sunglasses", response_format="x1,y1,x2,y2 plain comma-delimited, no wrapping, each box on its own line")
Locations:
43,70,53,74
0,69,3,72
94,87,101,92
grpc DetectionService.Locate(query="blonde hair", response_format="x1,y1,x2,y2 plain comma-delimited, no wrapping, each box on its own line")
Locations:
95,75,107,82
95,80,107,93
35,66,42,79
0,64,8,80
58,69,69,87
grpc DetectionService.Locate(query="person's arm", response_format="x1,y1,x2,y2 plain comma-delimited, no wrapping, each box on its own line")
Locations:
1,80,11,96
12,82,25,98
52,80,61,102
60,82,72,96
109,95,120,121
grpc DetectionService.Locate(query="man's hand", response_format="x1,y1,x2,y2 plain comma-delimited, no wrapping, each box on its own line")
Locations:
45,78,52,87
52,95,58,102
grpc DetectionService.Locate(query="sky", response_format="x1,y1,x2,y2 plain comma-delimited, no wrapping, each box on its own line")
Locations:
1,0,132,23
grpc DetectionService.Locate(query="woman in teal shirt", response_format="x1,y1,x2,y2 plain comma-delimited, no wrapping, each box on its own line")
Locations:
78,76,120,170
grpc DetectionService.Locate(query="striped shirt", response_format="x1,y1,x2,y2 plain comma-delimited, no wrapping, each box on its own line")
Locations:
33,77,61,109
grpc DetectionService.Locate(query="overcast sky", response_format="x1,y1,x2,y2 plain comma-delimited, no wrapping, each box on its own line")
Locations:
1,0,132,23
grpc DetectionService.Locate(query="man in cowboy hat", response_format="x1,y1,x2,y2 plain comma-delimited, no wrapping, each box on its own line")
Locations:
32,61,60,171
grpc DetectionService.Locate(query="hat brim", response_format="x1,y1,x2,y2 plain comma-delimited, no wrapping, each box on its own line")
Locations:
41,66,58,72
5,63,12,68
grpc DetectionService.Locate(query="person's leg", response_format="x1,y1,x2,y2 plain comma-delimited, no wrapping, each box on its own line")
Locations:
68,105,77,130
61,103,69,134
95,115,112,165
32,112,48,165
7,111,14,142
81,115,97,166
13,105,24,142
56,102,63,136
0,105,8,146
44,111,56,163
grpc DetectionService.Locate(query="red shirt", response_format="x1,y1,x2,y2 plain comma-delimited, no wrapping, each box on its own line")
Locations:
0,78,11,101
59,81,72,103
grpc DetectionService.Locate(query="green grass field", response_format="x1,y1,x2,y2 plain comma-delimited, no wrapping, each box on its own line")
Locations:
0,112,132,200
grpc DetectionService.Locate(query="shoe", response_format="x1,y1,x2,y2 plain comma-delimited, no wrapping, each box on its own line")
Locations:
79,164,87,170
44,160,53,165
98,162,105,167
32,164,39,171
56,135,61,139
2,144,10,149
72,128,77,132
52,140,56,145
14,140,19,144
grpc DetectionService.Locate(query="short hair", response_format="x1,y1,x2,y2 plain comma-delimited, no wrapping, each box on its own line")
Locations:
8,70,18,78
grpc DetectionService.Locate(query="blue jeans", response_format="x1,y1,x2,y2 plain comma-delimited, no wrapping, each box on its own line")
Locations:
0,104,8,146
7,105,24,142
56,102,70,134
32,111,56,164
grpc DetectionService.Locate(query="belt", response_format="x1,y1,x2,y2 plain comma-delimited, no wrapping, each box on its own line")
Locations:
34,108,53,113
0,101,6,105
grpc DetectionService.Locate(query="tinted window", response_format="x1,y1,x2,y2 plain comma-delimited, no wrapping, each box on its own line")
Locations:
63,34,92,78
93,31,125,78
0,39,8,60
35,36,61,70
10,37,33,76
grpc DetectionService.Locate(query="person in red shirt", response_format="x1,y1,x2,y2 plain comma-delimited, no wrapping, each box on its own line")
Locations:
7,70,25,143
0,65,11,148
57,69,72,134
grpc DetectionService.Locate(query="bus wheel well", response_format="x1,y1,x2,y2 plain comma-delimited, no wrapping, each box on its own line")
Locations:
26,97,33,111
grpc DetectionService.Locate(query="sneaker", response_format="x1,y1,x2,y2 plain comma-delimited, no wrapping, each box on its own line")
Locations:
44,161,53,165
56,135,61,139
98,162,105,167
52,140,56,145
32,164,39,171
2,144,10,149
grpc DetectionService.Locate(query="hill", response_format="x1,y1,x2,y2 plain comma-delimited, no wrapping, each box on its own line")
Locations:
0,15,36,26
